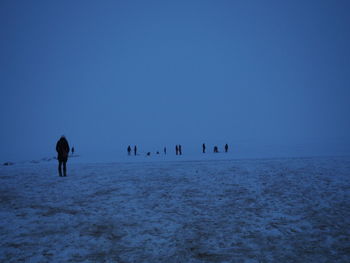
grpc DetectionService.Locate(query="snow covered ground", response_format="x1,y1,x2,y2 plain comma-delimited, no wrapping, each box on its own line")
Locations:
1,156,349,262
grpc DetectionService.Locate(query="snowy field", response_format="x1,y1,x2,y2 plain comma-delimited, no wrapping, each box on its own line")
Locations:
1,156,350,262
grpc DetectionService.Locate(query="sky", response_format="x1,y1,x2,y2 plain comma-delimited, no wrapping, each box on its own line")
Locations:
1,0,350,162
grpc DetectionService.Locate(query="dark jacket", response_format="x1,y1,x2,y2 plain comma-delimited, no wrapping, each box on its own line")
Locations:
56,137,70,161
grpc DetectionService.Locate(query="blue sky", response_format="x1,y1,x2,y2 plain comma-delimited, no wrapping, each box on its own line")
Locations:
1,0,350,161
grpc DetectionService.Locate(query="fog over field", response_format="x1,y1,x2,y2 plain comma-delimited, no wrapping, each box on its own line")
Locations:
1,0,350,162
1,1,350,262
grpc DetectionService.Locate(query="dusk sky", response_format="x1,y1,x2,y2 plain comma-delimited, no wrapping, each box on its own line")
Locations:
1,0,350,162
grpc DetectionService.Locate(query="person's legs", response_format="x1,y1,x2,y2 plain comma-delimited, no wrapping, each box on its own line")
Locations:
58,160,63,176
63,161,67,176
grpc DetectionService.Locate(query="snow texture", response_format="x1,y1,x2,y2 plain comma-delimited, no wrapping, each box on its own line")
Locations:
1,157,350,262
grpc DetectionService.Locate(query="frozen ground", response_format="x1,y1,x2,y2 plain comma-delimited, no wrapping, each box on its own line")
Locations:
1,156,349,262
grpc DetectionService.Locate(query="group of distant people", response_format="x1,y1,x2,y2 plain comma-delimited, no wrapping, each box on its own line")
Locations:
203,143,228,153
55,135,230,177
127,143,229,157
128,145,173,156
175,145,182,155
127,145,137,156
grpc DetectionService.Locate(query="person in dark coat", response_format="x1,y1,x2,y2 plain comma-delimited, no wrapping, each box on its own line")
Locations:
202,143,206,153
179,145,182,155
127,145,131,155
175,145,179,155
71,146,75,155
134,145,137,156
164,147,167,155
225,144,228,153
214,146,218,153
56,136,70,177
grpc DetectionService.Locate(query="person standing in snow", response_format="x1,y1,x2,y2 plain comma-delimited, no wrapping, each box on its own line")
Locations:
71,146,75,155
202,143,206,153
164,147,167,155
127,145,131,155
179,145,182,155
225,144,228,153
134,145,137,156
175,145,179,155
56,136,70,177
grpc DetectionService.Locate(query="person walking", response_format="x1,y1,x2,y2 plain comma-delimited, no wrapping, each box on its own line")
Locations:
56,135,70,177
225,144,228,153
127,145,132,155
202,143,206,153
134,145,137,156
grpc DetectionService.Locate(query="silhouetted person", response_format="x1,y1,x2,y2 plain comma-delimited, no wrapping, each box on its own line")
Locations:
202,143,206,153
156,151,160,155
134,145,137,156
127,145,131,155
147,152,151,156
214,146,218,153
72,146,75,155
56,136,70,177
225,144,228,153
164,147,167,155
179,145,182,155
175,145,179,155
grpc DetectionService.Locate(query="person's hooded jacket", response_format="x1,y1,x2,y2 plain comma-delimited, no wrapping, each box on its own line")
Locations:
56,136,70,161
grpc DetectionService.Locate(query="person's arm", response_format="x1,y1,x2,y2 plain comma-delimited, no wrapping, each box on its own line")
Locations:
66,141,70,154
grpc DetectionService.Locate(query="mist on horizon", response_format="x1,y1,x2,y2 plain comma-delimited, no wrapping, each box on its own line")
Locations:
1,0,350,163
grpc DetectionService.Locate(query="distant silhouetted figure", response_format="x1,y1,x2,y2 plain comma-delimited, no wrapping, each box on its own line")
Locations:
164,147,167,155
147,152,151,156
202,143,206,153
214,146,219,153
71,146,75,155
156,151,160,155
56,136,70,177
175,145,179,155
179,145,182,155
127,145,131,155
225,144,228,153
134,145,137,156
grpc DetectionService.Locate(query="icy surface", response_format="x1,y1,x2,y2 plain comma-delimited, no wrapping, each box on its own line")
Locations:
1,157,350,262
